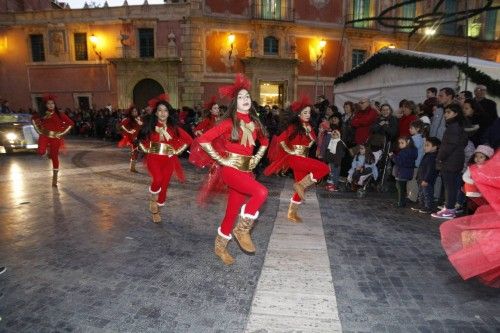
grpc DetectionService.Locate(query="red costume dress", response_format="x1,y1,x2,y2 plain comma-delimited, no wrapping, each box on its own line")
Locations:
440,151,500,288
140,121,192,222
194,114,218,136
265,121,329,222
119,117,143,171
32,109,74,186
197,112,269,236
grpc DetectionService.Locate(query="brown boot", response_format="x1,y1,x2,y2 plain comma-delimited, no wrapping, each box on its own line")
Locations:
152,207,161,223
287,201,302,223
130,160,138,173
52,169,59,187
293,173,316,201
215,231,235,265
149,193,161,223
232,206,257,254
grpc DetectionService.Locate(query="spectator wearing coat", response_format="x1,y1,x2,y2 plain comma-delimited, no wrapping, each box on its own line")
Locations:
398,100,418,138
430,87,455,141
351,97,378,145
371,103,399,145
473,85,498,123
390,136,418,208
432,103,468,220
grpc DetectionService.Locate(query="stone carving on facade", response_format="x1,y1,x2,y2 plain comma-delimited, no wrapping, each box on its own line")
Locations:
49,30,66,57
167,32,178,57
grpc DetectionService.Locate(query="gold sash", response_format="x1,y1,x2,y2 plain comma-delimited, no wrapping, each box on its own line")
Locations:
155,126,172,141
239,120,255,147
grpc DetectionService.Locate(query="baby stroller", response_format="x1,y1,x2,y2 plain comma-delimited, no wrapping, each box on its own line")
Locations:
346,134,388,198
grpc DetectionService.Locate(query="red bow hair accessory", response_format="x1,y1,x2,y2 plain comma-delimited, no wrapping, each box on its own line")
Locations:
219,73,251,99
290,94,312,113
42,94,57,103
147,93,170,108
203,96,218,110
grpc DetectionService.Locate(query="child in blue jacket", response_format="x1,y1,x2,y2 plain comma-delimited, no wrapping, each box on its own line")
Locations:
414,137,440,213
390,136,418,207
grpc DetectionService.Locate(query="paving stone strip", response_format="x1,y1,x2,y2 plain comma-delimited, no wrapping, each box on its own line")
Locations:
245,179,342,332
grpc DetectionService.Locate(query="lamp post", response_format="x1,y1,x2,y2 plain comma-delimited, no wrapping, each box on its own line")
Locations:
227,33,235,61
89,34,102,61
315,39,326,99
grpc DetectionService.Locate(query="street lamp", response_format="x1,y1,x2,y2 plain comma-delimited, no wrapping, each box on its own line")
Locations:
89,34,102,60
315,39,326,99
227,33,235,61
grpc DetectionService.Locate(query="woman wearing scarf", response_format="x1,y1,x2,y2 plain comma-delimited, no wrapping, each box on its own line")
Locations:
264,95,329,223
31,94,74,187
118,104,143,172
138,94,193,223
189,74,269,265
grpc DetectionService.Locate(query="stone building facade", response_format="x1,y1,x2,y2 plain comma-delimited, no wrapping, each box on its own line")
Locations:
0,0,498,111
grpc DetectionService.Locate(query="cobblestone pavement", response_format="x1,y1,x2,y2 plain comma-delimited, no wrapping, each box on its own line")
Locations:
0,139,283,332
0,139,499,332
318,192,500,332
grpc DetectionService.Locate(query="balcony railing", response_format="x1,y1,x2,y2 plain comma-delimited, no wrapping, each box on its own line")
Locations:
251,1,294,22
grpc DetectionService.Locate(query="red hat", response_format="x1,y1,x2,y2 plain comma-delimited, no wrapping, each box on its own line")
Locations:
147,93,170,109
203,96,218,110
219,73,251,99
290,94,312,113
42,94,57,102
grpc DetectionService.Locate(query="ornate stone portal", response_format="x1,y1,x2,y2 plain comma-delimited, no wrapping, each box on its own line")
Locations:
241,56,300,106
109,57,181,109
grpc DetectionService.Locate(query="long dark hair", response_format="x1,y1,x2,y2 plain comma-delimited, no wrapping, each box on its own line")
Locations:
444,103,465,127
220,89,268,142
138,101,179,141
279,106,309,141
40,100,62,119
126,105,140,124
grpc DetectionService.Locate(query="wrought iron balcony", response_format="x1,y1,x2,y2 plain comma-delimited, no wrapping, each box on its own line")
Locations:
251,1,294,22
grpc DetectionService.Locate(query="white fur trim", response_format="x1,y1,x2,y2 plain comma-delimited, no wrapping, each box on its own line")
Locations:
157,202,166,207
290,198,302,204
309,173,317,183
465,192,482,198
218,227,232,240
240,204,259,220
149,187,161,194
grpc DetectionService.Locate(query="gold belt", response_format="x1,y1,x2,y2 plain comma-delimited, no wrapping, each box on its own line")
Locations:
226,152,252,172
292,145,309,157
149,142,175,156
41,129,60,139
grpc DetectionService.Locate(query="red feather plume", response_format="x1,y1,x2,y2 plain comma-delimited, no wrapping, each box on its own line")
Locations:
42,93,57,102
290,94,312,113
147,93,170,109
218,73,251,100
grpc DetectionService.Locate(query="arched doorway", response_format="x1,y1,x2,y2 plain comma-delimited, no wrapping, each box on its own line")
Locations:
133,79,165,110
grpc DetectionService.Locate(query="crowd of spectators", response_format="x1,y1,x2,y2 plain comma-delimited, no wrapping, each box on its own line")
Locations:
2,85,498,220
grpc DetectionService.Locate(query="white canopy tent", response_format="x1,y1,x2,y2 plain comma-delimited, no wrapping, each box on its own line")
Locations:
334,49,500,114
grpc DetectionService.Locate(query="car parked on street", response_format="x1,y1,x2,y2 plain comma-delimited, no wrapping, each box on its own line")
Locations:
0,114,39,153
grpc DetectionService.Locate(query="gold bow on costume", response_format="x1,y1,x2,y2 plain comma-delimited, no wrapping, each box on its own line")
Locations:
239,120,255,147
303,124,314,142
155,126,172,141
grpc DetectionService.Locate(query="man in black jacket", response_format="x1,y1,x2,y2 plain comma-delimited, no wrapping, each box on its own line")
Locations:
474,85,498,123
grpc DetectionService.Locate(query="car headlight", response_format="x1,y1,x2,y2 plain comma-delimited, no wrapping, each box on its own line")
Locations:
5,132,17,141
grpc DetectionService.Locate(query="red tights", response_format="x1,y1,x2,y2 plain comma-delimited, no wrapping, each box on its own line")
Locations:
288,155,329,202
38,135,61,169
219,166,268,236
147,154,175,205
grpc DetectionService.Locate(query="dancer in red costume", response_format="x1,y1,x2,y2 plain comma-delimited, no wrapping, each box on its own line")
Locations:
264,95,329,223
440,148,500,288
118,104,143,172
190,74,269,265
138,94,193,223
194,96,220,136
31,94,74,187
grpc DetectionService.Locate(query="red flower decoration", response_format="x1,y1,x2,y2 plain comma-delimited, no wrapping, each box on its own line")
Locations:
219,73,251,100
290,94,312,113
203,96,218,111
42,94,57,103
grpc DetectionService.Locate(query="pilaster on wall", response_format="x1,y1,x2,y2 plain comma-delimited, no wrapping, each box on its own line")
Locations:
180,18,204,107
